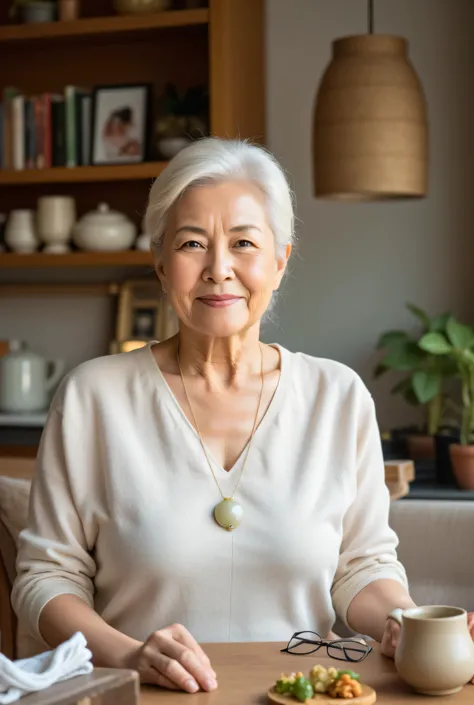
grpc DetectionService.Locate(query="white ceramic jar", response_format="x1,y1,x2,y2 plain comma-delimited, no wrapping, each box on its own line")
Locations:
72,203,137,252
5,210,39,253
0,341,64,413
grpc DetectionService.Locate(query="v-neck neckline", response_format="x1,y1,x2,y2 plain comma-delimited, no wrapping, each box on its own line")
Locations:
143,341,290,476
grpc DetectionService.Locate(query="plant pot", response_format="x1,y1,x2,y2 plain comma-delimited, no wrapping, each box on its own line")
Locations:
405,434,435,461
450,444,474,490
113,0,171,14
59,0,80,21
157,136,192,159
20,1,56,23
434,431,460,487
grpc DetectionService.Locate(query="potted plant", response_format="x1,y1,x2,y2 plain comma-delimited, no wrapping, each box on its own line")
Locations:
155,83,209,160
9,0,57,23
419,317,474,489
375,303,456,461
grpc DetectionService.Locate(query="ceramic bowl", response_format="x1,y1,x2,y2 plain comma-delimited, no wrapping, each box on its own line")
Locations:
157,136,192,160
73,203,137,252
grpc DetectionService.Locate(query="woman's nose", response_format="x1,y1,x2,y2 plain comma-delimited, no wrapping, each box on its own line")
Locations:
203,246,235,283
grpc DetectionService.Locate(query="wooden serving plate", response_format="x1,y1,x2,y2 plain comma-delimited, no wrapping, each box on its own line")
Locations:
268,683,377,705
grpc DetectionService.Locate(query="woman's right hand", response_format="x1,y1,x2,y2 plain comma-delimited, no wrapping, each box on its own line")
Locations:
125,623,218,693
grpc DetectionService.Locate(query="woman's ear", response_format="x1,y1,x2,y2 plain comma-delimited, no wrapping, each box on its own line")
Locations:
154,259,167,294
274,243,292,291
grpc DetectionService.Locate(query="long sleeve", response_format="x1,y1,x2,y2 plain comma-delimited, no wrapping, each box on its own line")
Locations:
12,381,98,646
330,387,408,626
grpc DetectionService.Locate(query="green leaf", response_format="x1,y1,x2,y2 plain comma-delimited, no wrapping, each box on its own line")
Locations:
433,355,458,376
373,363,387,379
412,371,441,404
406,303,430,329
429,312,451,333
446,318,474,350
376,330,409,350
402,387,420,407
391,377,412,395
381,341,425,371
418,332,453,355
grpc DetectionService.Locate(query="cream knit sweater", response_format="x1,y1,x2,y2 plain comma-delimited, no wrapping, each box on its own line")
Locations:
12,343,407,656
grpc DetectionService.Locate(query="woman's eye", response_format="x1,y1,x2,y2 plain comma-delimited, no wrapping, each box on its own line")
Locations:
181,240,203,249
235,239,254,248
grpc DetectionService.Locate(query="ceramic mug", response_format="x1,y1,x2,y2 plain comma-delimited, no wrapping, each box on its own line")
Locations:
390,605,474,695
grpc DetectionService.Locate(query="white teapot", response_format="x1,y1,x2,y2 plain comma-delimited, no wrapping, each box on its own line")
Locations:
0,341,64,413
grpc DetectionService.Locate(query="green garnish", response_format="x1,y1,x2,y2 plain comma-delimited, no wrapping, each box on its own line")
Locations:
337,669,360,681
275,677,294,695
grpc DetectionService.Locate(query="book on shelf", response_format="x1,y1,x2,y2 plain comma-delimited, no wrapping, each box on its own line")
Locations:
0,85,92,171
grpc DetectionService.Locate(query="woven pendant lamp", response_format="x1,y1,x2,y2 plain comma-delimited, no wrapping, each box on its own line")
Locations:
313,0,428,200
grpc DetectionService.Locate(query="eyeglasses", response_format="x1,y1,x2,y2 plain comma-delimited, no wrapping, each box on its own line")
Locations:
281,631,373,663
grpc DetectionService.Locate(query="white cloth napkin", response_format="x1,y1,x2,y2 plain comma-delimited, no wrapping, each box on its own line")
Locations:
0,632,93,704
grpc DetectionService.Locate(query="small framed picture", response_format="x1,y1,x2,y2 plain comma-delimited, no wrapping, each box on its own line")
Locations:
91,83,152,165
132,307,158,339
110,279,179,354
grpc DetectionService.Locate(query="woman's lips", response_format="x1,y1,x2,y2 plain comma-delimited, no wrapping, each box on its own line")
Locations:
198,296,242,308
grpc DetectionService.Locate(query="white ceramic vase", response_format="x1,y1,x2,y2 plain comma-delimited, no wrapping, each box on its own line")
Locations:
135,232,151,251
37,196,76,253
5,210,39,253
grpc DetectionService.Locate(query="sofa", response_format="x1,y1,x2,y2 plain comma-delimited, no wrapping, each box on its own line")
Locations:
389,499,474,612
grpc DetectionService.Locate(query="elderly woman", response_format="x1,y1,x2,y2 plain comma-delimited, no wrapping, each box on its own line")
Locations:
13,138,415,693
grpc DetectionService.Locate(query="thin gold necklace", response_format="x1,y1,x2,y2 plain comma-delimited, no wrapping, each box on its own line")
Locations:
177,343,265,532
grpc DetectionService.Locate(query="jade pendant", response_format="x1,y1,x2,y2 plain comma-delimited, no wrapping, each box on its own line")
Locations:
214,498,243,531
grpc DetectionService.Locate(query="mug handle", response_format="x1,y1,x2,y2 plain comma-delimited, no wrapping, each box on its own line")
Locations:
388,607,404,626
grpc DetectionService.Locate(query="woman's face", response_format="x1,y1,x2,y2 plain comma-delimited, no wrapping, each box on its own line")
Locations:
156,180,290,338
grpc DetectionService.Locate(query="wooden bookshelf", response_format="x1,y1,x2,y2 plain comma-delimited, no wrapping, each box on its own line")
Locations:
0,162,167,185
0,0,264,279
0,9,209,44
0,251,153,268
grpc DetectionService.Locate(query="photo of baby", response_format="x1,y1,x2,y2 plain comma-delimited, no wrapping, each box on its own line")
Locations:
92,84,150,165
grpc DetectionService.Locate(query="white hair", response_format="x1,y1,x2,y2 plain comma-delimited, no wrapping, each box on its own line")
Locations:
145,137,295,256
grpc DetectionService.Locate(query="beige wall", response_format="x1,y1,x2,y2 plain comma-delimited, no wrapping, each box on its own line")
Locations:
264,0,474,428
1,0,474,430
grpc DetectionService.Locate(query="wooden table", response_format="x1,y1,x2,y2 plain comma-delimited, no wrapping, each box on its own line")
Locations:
140,642,472,705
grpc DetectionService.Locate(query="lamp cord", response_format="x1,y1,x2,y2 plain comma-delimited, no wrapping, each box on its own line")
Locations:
368,0,374,34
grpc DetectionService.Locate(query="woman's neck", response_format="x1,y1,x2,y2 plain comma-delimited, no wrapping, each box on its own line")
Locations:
174,326,262,391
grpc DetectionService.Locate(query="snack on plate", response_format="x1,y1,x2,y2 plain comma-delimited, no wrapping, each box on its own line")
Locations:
273,665,363,702
328,674,363,699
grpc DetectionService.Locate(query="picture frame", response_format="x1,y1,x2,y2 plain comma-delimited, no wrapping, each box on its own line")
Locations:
90,83,152,166
110,279,179,354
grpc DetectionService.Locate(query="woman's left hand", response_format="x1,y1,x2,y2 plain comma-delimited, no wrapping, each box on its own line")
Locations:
382,611,474,683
